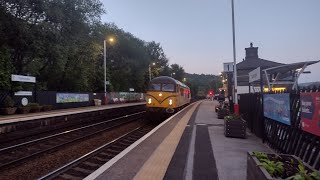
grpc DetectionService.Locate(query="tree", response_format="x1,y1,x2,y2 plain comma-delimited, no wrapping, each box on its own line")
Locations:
170,64,185,82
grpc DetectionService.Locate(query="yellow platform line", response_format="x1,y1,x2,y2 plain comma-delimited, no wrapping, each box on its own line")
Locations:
133,101,201,180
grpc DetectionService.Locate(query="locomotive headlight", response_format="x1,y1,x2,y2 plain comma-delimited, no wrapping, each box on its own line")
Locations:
169,99,173,105
148,98,152,104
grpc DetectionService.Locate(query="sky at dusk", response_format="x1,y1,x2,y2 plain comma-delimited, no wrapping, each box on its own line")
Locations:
100,0,320,83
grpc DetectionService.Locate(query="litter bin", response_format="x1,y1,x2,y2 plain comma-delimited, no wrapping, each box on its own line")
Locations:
94,99,102,106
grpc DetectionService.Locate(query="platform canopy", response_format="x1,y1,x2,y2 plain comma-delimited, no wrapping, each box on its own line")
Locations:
262,60,320,90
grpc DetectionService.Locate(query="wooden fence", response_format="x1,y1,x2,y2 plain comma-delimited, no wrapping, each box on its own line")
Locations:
239,87,320,170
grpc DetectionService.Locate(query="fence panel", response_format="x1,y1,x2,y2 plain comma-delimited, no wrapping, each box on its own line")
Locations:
263,89,320,170
240,88,320,170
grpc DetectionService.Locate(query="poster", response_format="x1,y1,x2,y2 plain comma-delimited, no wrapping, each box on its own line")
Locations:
263,93,291,125
56,93,89,103
300,92,320,136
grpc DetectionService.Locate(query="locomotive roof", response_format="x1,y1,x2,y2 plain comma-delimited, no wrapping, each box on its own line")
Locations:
150,76,189,89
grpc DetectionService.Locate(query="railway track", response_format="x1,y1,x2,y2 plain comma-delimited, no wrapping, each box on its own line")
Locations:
39,124,155,180
0,111,145,170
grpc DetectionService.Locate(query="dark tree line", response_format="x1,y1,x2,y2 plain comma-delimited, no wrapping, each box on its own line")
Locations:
0,0,220,95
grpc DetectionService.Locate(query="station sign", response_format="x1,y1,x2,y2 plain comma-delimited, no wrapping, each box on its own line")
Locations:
14,91,32,96
223,62,234,72
11,74,36,83
249,67,261,83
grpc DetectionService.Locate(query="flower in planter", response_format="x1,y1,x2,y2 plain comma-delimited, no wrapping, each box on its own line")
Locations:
259,159,284,177
287,163,320,180
224,114,241,121
248,151,320,180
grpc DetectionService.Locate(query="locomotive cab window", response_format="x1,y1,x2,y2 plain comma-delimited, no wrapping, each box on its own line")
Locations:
162,83,175,92
149,83,161,91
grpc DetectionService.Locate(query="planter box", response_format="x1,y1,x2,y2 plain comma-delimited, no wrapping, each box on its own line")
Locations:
247,152,318,180
29,106,41,113
0,107,17,115
42,105,53,111
224,118,246,138
17,107,31,114
217,109,229,119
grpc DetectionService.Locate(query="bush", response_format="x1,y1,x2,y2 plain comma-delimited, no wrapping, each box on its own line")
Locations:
27,103,39,107
1,96,14,108
42,105,53,111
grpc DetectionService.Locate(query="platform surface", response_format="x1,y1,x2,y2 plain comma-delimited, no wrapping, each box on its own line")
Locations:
86,100,272,180
0,102,145,124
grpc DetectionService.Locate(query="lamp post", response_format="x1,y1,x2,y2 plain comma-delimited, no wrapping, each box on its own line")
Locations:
149,62,156,81
171,72,175,77
231,0,239,114
103,37,114,105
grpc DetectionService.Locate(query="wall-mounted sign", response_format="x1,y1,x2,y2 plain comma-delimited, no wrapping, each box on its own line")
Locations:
11,74,36,83
249,67,261,83
14,91,32,96
263,93,291,125
300,92,320,136
223,62,234,72
56,93,89,103
21,98,28,106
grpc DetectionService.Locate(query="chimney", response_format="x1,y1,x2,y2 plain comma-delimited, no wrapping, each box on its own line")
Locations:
245,42,258,60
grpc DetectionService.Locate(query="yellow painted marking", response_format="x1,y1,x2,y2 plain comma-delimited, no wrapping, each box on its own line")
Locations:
133,101,201,180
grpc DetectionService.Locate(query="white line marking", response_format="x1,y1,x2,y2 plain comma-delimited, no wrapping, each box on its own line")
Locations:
84,103,196,180
185,124,197,180
196,123,207,126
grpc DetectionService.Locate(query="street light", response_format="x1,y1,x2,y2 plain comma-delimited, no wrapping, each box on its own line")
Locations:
231,0,239,114
103,37,115,105
149,62,156,81
171,72,175,77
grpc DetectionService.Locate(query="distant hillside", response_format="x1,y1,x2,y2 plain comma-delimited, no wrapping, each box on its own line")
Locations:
185,73,222,98
299,81,320,88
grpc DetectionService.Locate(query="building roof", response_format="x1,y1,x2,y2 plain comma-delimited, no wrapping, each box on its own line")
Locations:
237,58,284,70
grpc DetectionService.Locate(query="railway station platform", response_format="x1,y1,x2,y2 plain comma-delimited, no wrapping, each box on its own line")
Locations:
0,102,145,125
86,100,272,180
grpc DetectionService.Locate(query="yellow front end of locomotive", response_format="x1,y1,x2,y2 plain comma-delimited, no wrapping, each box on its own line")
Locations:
146,91,178,109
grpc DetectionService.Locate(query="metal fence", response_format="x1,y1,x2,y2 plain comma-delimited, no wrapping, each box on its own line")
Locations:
0,91,145,109
239,87,320,170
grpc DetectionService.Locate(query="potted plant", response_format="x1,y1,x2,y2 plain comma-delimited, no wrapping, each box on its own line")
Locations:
247,151,320,180
0,96,17,115
28,103,41,113
42,105,53,111
224,114,246,138
218,107,229,119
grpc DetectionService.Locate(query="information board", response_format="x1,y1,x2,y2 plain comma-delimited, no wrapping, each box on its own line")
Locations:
263,93,291,125
300,92,320,136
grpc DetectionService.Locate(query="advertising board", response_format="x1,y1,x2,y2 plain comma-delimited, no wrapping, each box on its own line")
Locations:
263,93,291,125
56,93,89,103
300,92,320,136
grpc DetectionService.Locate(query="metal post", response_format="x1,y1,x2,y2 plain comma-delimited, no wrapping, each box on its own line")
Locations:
231,0,239,113
103,40,107,105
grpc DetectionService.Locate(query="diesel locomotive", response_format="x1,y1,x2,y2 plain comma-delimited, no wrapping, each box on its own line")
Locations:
146,76,191,114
